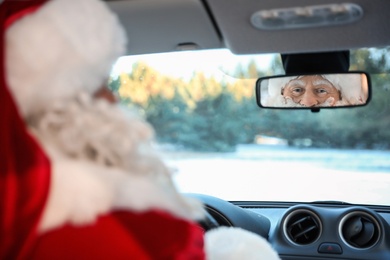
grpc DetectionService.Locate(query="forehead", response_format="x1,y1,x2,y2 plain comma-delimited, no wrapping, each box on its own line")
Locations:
287,75,333,86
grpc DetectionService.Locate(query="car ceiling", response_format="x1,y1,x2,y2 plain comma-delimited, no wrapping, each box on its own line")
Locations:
107,0,390,55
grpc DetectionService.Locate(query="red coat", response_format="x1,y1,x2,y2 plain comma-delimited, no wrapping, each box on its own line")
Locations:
0,1,205,259
30,210,204,260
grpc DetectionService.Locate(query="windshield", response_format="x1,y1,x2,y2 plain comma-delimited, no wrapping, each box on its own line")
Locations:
110,48,390,206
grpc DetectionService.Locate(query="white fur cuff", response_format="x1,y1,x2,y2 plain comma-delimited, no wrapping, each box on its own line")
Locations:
205,227,280,260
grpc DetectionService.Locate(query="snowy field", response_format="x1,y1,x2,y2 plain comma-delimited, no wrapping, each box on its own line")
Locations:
161,145,390,206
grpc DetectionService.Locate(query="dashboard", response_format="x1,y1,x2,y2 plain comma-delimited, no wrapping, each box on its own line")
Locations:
190,194,390,260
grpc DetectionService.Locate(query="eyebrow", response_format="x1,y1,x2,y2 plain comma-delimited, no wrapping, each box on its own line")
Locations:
312,79,333,87
287,80,305,87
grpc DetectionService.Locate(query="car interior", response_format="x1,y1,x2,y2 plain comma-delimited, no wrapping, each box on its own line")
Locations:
105,0,390,259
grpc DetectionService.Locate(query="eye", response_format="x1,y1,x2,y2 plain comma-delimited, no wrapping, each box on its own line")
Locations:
316,88,328,95
291,87,304,95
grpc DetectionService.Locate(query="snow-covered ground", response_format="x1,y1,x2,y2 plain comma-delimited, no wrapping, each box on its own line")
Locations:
163,145,390,206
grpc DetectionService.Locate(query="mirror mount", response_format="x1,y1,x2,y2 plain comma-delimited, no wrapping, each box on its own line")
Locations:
280,51,350,112
281,51,350,74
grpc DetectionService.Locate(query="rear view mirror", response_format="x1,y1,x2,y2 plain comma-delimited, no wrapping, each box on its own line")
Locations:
256,72,370,109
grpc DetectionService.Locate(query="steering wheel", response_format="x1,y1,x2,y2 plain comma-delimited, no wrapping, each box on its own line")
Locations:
188,193,271,238
198,210,220,231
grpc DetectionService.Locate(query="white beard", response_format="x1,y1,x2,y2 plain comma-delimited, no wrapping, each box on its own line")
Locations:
27,92,155,173
265,95,356,108
27,92,204,233
28,92,281,260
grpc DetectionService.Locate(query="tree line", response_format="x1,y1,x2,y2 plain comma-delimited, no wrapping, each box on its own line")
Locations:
109,48,390,151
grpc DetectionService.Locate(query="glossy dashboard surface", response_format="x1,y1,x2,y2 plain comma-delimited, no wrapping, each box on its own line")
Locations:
191,194,390,260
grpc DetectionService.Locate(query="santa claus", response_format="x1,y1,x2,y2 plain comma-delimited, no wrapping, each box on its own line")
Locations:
263,74,368,107
0,0,280,259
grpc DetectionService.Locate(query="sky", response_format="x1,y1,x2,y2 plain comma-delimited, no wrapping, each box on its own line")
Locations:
111,49,275,80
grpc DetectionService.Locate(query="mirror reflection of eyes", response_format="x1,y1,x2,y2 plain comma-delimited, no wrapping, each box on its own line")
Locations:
291,87,304,96
284,80,305,96
315,87,330,96
289,86,332,96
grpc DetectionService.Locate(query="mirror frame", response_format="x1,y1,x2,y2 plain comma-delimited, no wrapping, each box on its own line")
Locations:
255,71,371,112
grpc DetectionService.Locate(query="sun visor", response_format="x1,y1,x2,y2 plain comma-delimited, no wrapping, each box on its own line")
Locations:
107,0,222,55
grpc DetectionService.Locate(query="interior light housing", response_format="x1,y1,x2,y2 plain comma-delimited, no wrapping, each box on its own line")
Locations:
251,3,363,30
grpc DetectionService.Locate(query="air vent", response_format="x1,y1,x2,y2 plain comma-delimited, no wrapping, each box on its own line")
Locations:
339,211,381,249
283,209,322,245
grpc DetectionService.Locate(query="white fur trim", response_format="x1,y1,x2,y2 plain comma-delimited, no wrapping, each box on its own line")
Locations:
38,156,114,232
35,150,207,234
205,227,280,260
37,151,205,233
323,74,367,103
266,77,292,97
6,0,127,118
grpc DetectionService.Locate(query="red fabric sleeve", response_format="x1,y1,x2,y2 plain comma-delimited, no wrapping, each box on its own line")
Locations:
0,2,205,260
30,211,205,260
0,1,51,259
116,210,205,260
